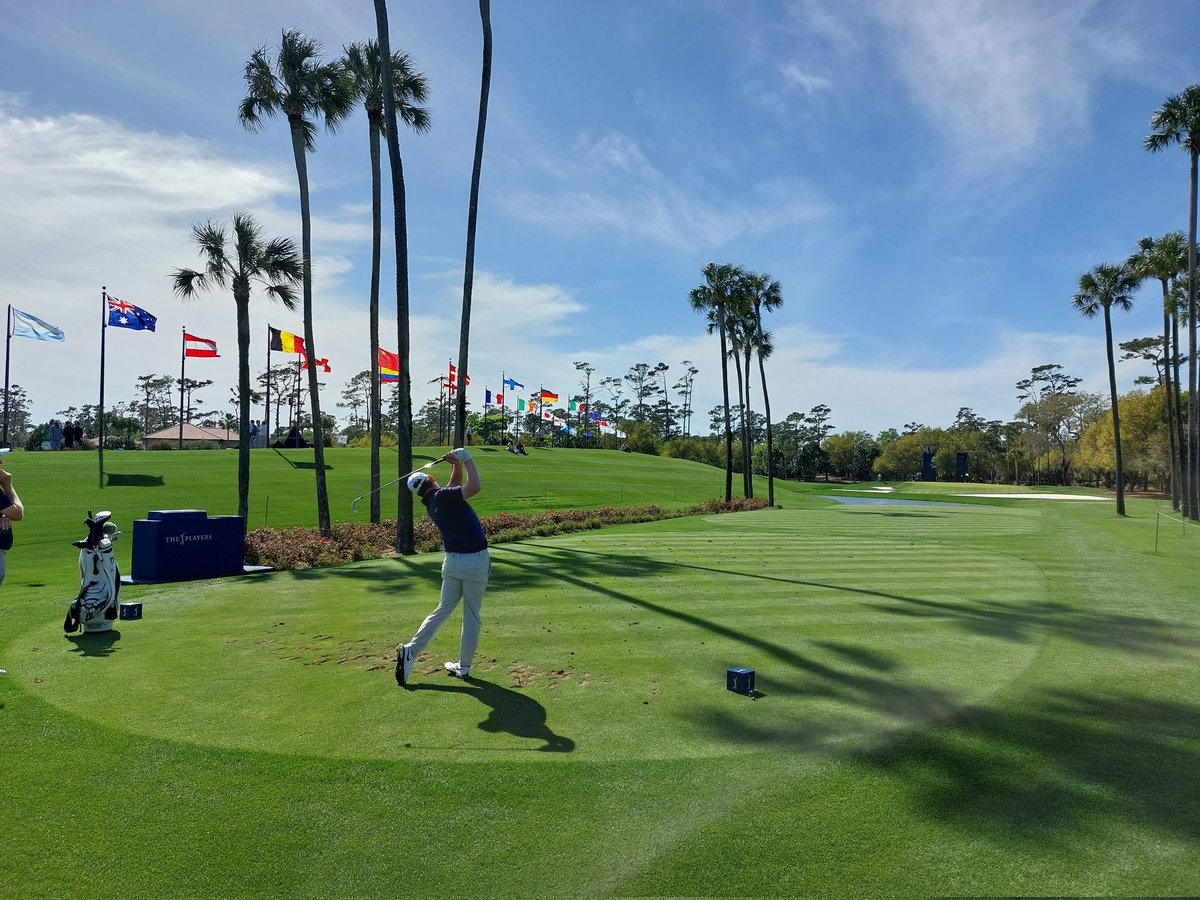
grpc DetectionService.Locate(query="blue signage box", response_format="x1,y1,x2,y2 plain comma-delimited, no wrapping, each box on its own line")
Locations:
727,666,756,696
131,510,246,583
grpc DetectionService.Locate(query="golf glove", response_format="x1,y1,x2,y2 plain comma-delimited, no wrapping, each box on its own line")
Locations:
450,448,471,462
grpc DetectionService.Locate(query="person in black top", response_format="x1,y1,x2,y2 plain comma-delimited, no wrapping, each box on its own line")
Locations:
0,454,25,677
396,449,491,686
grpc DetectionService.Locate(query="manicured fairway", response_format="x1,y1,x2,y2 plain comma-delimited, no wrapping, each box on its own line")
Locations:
2,450,1198,896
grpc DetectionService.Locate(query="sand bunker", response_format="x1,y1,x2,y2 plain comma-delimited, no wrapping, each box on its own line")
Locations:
951,492,1108,501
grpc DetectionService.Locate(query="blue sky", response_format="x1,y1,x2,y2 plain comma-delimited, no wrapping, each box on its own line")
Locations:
1,0,1198,436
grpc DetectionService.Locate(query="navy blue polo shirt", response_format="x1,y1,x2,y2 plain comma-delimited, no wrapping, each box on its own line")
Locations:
422,486,487,553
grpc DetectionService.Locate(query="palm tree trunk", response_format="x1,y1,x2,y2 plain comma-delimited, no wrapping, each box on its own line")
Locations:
1190,149,1199,521
742,346,755,498
1104,306,1125,515
1174,311,1190,516
288,118,331,536
455,0,492,449
717,313,733,501
730,347,748,497
368,118,383,523
1161,293,1180,509
374,0,416,552
235,290,252,519
757,351,774,506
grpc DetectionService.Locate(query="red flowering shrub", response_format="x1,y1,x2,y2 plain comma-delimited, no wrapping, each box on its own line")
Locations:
245,496,770,570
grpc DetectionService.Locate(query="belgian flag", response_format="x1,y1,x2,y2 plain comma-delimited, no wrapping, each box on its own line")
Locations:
269,326,305,354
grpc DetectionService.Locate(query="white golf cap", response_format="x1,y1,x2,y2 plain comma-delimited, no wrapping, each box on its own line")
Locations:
407,472,430,494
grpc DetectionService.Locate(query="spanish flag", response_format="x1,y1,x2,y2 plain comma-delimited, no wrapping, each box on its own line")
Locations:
379,347,399,382
269,326,305,354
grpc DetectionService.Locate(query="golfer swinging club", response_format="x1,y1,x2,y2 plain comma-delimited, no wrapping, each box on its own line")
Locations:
396,448,491,686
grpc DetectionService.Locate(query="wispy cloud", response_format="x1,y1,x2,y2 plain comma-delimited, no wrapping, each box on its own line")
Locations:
498,130,829,251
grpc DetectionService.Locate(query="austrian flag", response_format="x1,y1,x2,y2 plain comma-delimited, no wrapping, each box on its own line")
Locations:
184,332,219,358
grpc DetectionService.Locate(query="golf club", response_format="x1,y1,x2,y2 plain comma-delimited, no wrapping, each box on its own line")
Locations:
350,459,444,512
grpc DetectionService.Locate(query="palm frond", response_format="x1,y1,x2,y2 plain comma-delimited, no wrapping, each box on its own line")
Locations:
239,48,281,131
264,283,300,311
170,268,208,299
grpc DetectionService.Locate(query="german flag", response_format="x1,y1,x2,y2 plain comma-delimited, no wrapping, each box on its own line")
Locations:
269,326,305,354
540,389,559,403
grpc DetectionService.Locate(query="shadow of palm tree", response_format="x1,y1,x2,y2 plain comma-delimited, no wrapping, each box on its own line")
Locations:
65,630,121,656
105,474,165,487
852,688,1200,843
495,544,1200,658
407,678,575,752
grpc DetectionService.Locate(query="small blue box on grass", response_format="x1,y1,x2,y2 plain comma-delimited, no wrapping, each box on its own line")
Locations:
727,666,755,695
119,601,142,620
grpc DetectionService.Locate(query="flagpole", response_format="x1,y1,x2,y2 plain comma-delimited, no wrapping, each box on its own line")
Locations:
2,305,11,447
264,324,271,447
179,327,186,450
99,287,108,488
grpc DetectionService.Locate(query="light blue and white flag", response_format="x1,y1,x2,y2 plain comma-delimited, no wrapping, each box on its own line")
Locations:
11,307,65,342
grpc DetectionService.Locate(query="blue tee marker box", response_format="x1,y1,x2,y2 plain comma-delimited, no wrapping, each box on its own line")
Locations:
727,666,755,695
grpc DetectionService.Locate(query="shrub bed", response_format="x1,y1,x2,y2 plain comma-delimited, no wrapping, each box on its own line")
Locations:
245,497,768,570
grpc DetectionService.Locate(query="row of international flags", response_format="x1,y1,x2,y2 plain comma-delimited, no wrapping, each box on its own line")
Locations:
8,295,626,437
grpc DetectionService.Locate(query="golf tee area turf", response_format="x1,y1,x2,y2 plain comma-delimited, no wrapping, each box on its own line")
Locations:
1,447,1198,896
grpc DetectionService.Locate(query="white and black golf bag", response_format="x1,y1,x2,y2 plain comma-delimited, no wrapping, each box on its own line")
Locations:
64,510,122,634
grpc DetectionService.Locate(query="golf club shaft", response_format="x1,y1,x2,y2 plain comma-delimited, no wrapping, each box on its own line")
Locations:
350,459,444,508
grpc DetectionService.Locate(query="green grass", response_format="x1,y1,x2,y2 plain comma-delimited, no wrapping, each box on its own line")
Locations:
2,448,1198,896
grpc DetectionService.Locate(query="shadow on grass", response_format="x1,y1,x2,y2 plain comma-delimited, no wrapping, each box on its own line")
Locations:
271,449,331,471
105,473,164,487
286,555,430,591
498,544,965,725
407,677,575,752
863,594,1200,657
851,688,1200,843
501,544,1199,659
65,630,121,656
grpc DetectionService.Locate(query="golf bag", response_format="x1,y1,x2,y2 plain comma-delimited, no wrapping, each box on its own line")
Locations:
64,510,122,634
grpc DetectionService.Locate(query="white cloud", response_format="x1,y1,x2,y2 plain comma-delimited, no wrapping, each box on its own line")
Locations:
499,131,829,251
870,0,1102,172
779,64,833,96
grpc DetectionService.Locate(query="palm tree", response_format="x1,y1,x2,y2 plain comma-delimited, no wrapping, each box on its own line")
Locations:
343,40,430,523
170,213,301,518
1145,85,1200,520
455,0,493,448
725,303,755,497
372,1,419,554
1126,232,1187,512
1073,263,1137,516
689,262,746,501
746,272,783,506
239,28,355,537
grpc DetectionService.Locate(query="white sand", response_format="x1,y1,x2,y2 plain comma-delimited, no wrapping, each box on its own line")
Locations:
951,492,1108,501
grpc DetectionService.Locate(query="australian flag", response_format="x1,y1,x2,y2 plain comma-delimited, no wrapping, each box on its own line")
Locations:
107,296,157,332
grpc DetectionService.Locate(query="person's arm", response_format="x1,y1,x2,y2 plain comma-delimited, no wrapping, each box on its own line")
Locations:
444,449,481,499
0,467,24,522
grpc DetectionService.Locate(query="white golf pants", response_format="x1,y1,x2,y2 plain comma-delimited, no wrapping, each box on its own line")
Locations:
409,549,491,670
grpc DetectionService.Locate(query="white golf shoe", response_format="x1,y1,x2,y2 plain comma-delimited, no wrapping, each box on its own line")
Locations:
396,643,414,687
443,661,470,679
